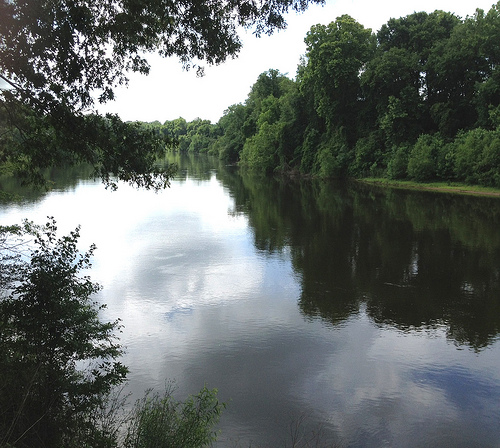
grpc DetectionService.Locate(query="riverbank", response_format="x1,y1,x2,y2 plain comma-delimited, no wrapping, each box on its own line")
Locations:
356,178,500,198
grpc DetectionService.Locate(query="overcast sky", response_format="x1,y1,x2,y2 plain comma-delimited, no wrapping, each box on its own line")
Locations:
96,0,496,124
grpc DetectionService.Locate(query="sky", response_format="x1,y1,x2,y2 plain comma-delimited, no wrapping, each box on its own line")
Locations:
96,0,496,124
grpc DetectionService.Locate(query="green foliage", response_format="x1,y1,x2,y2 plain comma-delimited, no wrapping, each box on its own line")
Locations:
238,70,300,172
0,223,27,289
386,145,410,180
426,7,500,136
208,3,500,187
0,219,226,448
301,15,375,147
452,128,500,187
407,133,444,181
0,0,324,111
217,104,251,162
377,95,414,147
0,0,324,190
240,121,282,173
145,118,222,157
124,385,224,448
0,218,127,447
298,126,323,173
313,130,350,178
5,1,500,188
351,132,385,177
0,94,177,190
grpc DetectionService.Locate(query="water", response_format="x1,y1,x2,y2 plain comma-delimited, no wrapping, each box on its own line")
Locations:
1,154,500,447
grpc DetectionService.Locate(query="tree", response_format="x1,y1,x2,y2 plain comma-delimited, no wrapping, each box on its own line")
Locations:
0,0,324,189
426,4,500,134
216,103,250,162
361,48,422,147
0,218,127,447
299,15,375,175
301,16,374,132
239,70,297,172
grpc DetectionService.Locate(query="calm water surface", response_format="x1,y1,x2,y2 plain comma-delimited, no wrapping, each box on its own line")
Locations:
1,154,500,447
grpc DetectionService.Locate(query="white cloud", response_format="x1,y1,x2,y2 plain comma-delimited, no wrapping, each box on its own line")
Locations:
96,0,495,124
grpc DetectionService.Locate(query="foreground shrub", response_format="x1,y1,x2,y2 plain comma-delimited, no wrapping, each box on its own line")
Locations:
0,220,224,448
0,219,127,448
124,385,224,448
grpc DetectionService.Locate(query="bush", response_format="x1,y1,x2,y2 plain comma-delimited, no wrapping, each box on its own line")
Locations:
299,126,322,173
407,134,444,181
124,385,224,448
386,144,410,179
0,221,226,448
435,140,455,181
453,128,500,187
240,122,282,173
351,132,385,177
314,130,349,178
0,218,127,448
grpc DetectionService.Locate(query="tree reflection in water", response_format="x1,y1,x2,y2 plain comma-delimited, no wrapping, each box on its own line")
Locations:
219,168,500,352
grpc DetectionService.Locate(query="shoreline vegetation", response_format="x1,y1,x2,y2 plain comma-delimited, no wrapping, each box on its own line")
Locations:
2,0,500,446
355,178,500,197
144,3,500,194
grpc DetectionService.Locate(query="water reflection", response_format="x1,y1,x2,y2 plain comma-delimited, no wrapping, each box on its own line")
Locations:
0,164,95,203
1,154,499,447
218,169,500,351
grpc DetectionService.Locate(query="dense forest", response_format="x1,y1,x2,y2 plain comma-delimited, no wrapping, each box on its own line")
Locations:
148,3,500,188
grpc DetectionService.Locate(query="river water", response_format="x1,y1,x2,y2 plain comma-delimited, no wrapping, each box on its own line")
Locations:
1,154,500,447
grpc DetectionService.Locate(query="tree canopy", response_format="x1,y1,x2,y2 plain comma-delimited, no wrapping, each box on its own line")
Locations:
168,3,500,189
0,0,324,189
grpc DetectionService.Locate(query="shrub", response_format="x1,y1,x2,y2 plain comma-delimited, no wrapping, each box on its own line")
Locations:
0,218,127,448
351,132,385,177
0,221,226,448
435,140,456,181
314,130,349,178
453,128,500,187
123,385,224,448
386,144,410,179
407,134,444,181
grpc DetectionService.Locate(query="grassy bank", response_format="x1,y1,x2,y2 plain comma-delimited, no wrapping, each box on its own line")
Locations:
357,178,500,198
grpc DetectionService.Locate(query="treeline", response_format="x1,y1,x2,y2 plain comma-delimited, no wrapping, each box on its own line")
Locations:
146,3,500,188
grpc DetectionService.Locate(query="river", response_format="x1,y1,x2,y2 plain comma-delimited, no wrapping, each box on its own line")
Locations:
1,153,500,447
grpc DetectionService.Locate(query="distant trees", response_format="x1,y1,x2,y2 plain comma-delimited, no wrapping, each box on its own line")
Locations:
0,0,325,189
171,3,500,189
238,69,298,173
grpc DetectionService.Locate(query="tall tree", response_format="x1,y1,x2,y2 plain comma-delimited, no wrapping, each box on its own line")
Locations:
299,15,375,176
239,69,297,172
301,15,375,139
427,4,500,135
216,103,250,162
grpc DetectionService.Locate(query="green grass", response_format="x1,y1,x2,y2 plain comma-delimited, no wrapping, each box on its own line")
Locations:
356,178,500,197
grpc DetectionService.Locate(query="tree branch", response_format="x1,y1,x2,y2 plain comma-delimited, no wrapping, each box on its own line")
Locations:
0,73,21,91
